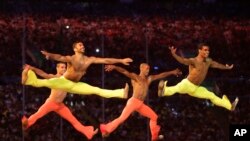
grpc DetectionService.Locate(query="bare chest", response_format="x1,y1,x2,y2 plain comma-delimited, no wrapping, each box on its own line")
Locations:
71,57,90,71
194,61,210,71
132,78,149,88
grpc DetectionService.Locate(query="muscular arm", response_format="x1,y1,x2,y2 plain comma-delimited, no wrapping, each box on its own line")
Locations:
91,57,133,65
105,65,138,80
169,46,193,65
150,69,181,82
28,65,55,79
41,51,71,63
210,60,233,70
172,53,193,66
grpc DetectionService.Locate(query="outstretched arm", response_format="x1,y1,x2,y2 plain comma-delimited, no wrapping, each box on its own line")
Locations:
150,68,182,82
210,60,234,70
169,46,193,65
41,50,71,63
105,65,137,80
91,56,133,66
24,64,55,79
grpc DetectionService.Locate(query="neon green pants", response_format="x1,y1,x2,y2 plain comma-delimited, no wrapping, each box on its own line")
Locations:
25,70,124,98
163,79,232,110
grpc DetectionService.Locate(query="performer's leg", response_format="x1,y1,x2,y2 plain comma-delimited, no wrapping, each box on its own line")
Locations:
70,83,129,99
137,104,161,141
56,104,97,140
21,67,29,84
23,70,73,90
192,86,232,110
23,70,127,98
158,79,194,97
22,100,56,129
100,97,142,136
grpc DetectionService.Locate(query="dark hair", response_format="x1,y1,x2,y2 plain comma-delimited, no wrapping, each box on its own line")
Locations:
72,41,82,49
197,43,209,50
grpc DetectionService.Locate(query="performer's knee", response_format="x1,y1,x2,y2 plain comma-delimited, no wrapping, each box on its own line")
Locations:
151,114,158,121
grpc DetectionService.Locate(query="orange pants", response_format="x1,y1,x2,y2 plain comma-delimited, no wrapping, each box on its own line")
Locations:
26,99,95,140
100,97,160,141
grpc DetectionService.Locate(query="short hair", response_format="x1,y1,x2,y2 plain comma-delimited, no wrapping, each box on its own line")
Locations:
72,41,82,49
56,62,66,67
197,43,209,50
140,63,149,68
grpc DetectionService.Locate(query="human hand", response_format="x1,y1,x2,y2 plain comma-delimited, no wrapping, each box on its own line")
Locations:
173,68,182,77
122,58,133,65
41,50,49,60
226,64,234,69
169,46,177,54
105,65,115,72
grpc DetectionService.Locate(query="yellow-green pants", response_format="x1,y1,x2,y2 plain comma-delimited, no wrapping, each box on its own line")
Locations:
25,70,124,98
163,79,232,110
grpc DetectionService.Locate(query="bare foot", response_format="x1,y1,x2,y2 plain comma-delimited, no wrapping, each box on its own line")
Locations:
100,124,110,138
86,127,99,140
93,128,98,134
90,128,98,140
123,83,129,99
21,68,29,85
102,132,109,138
158,80,167,97
21,116,28,130
231,97,239,111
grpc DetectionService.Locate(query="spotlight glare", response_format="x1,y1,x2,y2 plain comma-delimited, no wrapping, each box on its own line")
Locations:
95,48,100,53
153,66,159,70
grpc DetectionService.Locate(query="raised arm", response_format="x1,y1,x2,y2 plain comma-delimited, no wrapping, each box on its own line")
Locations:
24,64,55,79
210,60,234,70
91,56,133,66
41,50,71,63
150,68,182,82
169,46,193,65
105,65,138,80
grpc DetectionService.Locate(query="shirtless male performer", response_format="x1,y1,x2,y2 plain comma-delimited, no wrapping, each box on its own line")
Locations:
100,63,182,141
158,43,239,111
22,41,133,99
22,63,98,140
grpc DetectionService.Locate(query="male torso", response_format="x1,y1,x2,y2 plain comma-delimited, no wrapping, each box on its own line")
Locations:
187,57,212,85
131,75,151,101
64,55,92,82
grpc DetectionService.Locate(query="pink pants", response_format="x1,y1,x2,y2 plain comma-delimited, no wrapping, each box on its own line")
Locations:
26,99,95,140
100,97,160,140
